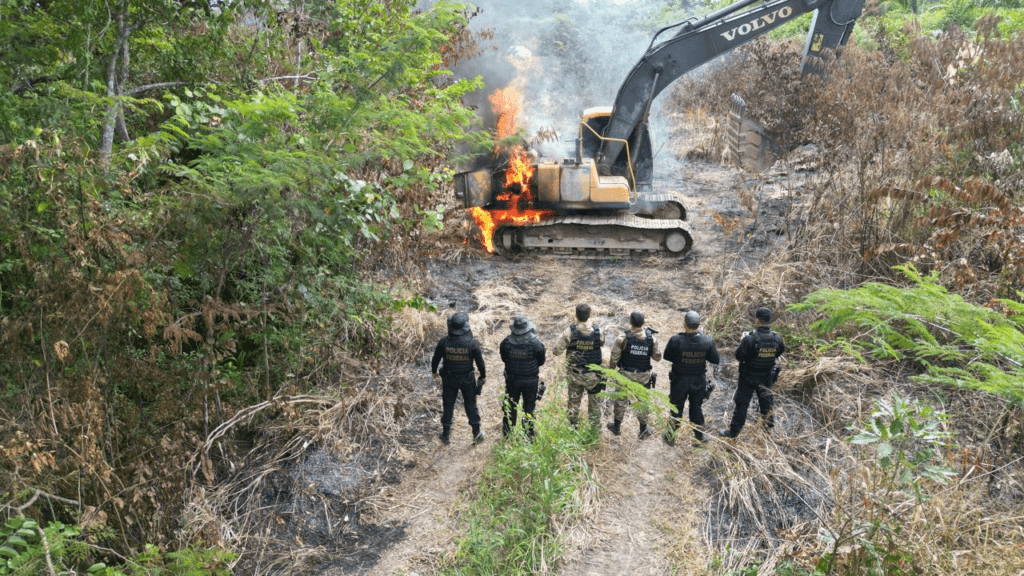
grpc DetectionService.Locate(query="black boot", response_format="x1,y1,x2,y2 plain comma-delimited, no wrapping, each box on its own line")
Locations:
718,428,737,439
638,422,653,440
606,419,622,436
472,425,486,445
440,426,451,445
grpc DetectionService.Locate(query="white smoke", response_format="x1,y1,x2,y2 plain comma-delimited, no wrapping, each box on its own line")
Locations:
421,0,675,161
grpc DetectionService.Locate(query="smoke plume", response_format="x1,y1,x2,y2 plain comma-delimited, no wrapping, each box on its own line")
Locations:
423,0,673,161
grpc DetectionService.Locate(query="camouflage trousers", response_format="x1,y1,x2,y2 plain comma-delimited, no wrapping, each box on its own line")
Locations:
567,369,603,428
612,369,652,426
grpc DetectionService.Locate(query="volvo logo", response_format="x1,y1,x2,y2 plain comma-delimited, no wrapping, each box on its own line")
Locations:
720,6,794,41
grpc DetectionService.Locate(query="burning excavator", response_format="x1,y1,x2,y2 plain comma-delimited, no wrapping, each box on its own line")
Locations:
456,0,865,258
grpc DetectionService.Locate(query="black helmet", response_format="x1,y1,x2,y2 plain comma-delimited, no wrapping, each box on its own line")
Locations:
684,311,701,328
755,307,772,323
629,311,645,328
448,312,470,336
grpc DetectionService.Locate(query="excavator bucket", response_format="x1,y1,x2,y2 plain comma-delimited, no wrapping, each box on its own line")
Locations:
725,94,780,173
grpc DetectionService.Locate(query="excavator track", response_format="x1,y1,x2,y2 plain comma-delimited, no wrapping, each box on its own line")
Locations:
634,193,686,221
493,214,692,259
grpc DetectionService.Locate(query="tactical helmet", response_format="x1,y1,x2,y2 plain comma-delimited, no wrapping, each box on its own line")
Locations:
629,310,645,327
448,312,470,336
684,311,701,328
755,307,772,323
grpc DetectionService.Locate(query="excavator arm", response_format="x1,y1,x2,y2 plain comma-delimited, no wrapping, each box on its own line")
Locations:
595,0,865,176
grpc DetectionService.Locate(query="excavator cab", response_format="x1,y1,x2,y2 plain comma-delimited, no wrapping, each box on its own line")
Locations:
577,107,654,194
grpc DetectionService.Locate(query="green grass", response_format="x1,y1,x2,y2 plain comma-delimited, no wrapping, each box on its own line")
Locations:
440,379,598,575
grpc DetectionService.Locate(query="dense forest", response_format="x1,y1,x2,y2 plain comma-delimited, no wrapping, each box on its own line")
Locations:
1,0,1023,574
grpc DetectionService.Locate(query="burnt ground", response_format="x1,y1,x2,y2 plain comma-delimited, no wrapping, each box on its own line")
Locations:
314,116,814,575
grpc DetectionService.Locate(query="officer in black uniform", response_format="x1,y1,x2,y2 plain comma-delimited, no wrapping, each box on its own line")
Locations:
431,312,487,445
663,311,720,444
720,307,785,439
499,315,547,438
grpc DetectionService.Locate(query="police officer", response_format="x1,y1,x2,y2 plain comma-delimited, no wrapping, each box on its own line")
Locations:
551,303,605,431
608,311,662,439
431,312,487,445
499,314,546,438
662,311,720,445
720,307,785,439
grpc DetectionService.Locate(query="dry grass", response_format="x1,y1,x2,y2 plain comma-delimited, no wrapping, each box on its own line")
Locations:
660,24,1024,568
694,360,1024,574
673,22,1024,297
177,299,462,574
701,433,841,574
180,384,412,574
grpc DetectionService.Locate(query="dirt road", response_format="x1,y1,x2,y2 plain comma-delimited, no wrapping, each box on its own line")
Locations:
360,128,797,574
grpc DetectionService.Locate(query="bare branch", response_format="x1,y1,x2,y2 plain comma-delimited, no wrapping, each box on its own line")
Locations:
12,76,58,95
124,81,190,96
258,74,319,86
12,488,82,514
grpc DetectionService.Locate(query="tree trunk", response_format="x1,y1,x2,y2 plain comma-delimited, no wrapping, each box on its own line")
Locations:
99,4,132,167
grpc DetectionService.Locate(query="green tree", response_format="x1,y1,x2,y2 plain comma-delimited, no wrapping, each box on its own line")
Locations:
0,0,241,155
0,0,485,565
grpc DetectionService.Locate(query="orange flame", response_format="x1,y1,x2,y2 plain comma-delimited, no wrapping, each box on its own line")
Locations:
506,147,534,190
489,87,521,140
470,87,553,253
470,206,553,254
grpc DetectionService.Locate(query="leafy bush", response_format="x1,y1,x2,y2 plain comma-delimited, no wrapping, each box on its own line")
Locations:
0,516,234,576
792,264,1024,405
820,395,955,575
0,517,48,574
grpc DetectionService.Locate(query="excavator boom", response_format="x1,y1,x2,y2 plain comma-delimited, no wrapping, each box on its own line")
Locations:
596,0,864,175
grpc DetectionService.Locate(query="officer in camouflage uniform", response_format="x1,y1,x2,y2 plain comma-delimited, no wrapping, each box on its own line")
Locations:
551,303,605,431
607,311,662,439
431,312,487,445
499,315,547,438
720,307,785,439
662,311,720,445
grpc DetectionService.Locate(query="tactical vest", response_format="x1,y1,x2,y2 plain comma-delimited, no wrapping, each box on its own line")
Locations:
568,324,602,370
742,330,781,376
617,329,654,372
505,338,540,377
442,334,476,375
671,333,713,378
